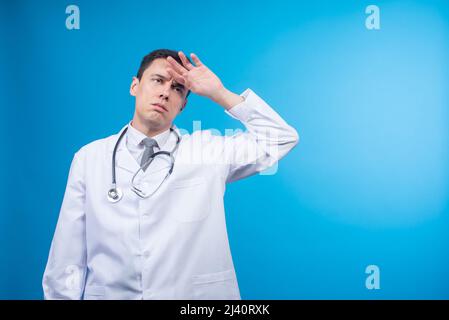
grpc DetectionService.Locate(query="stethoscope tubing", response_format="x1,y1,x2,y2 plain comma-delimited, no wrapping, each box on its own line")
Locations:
107,126,180,202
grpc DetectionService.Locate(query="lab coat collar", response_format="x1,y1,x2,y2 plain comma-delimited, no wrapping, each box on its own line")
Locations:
109,123,181,175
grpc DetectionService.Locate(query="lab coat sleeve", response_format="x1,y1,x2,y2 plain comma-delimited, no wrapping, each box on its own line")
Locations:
42,150,87,299
222,88,299,183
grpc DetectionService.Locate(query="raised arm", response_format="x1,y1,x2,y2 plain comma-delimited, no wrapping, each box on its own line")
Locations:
166,51,299,182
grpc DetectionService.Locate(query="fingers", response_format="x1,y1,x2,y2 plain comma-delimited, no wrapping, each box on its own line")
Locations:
178,51,194,71
166,67,186,85
190,53,203,66
166,56,188,76
165,51,204,90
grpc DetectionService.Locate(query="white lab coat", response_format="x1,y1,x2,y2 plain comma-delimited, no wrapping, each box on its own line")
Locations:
42,89,299,300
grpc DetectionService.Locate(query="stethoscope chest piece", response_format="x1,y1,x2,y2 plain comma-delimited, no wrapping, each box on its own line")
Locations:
107,186,123,203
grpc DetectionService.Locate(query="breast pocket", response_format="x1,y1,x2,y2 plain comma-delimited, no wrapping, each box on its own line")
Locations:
170,177,211,223
192,269,241,300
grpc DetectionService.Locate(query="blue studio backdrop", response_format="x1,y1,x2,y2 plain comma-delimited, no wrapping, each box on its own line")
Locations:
1,0,449,299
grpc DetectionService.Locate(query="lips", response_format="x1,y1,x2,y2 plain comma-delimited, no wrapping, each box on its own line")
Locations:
151,103,168,112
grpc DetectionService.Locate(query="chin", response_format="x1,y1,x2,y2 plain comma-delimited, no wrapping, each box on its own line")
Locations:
144,115,166,127
144,110,164,120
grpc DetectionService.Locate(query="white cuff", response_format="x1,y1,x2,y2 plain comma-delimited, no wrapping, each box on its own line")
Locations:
224,88,255,122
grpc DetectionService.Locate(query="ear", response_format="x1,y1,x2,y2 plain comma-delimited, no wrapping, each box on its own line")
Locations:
179,98,187,113
130,76,139,97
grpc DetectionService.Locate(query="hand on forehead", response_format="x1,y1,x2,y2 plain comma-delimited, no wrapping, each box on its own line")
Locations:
166,52,201,76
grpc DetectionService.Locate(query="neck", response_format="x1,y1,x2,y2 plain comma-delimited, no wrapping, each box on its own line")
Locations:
131,116,170,138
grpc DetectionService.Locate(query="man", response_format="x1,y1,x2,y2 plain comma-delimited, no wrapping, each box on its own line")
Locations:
43,49,299,300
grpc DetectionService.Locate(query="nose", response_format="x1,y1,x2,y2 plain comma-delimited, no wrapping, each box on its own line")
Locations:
159,82,171,101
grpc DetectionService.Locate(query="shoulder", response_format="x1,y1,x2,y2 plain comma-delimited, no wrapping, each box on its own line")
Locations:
178,129,241,161
180,129,228,147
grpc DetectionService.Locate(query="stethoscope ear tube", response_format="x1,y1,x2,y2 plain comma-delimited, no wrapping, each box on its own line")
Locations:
107,127,128,203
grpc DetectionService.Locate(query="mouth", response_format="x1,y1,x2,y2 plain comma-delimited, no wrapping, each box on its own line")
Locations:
151,103,168,113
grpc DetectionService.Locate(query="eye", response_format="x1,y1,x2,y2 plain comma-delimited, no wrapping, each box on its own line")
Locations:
172,85,184,94
152,78,162,83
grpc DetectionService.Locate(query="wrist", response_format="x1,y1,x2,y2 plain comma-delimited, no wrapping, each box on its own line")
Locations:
211,87,244,110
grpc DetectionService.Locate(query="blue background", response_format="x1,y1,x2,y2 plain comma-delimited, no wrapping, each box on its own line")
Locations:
1,0,448,299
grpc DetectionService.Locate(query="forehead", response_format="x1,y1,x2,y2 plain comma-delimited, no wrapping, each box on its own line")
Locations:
143,58,172,78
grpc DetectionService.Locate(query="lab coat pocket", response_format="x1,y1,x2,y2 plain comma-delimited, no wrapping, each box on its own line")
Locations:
192,269,240,300
170,177,211,223
83,285,105,300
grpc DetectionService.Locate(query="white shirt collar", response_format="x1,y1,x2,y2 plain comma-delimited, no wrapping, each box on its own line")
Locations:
127,122,171,150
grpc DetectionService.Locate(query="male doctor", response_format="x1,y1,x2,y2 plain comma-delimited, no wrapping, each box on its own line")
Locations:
43,49,299,300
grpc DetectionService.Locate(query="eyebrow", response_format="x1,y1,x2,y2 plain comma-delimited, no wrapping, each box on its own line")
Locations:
151,73,185,91
151,73,170,80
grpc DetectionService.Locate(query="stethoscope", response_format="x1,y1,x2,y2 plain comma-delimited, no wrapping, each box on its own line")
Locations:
107,126,181,203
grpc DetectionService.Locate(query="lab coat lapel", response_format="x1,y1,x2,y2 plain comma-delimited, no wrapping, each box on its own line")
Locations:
108,125,182,176
142,126,181,176
108,125,140,174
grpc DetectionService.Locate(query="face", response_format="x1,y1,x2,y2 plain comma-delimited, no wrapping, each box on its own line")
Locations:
130,58,188,132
